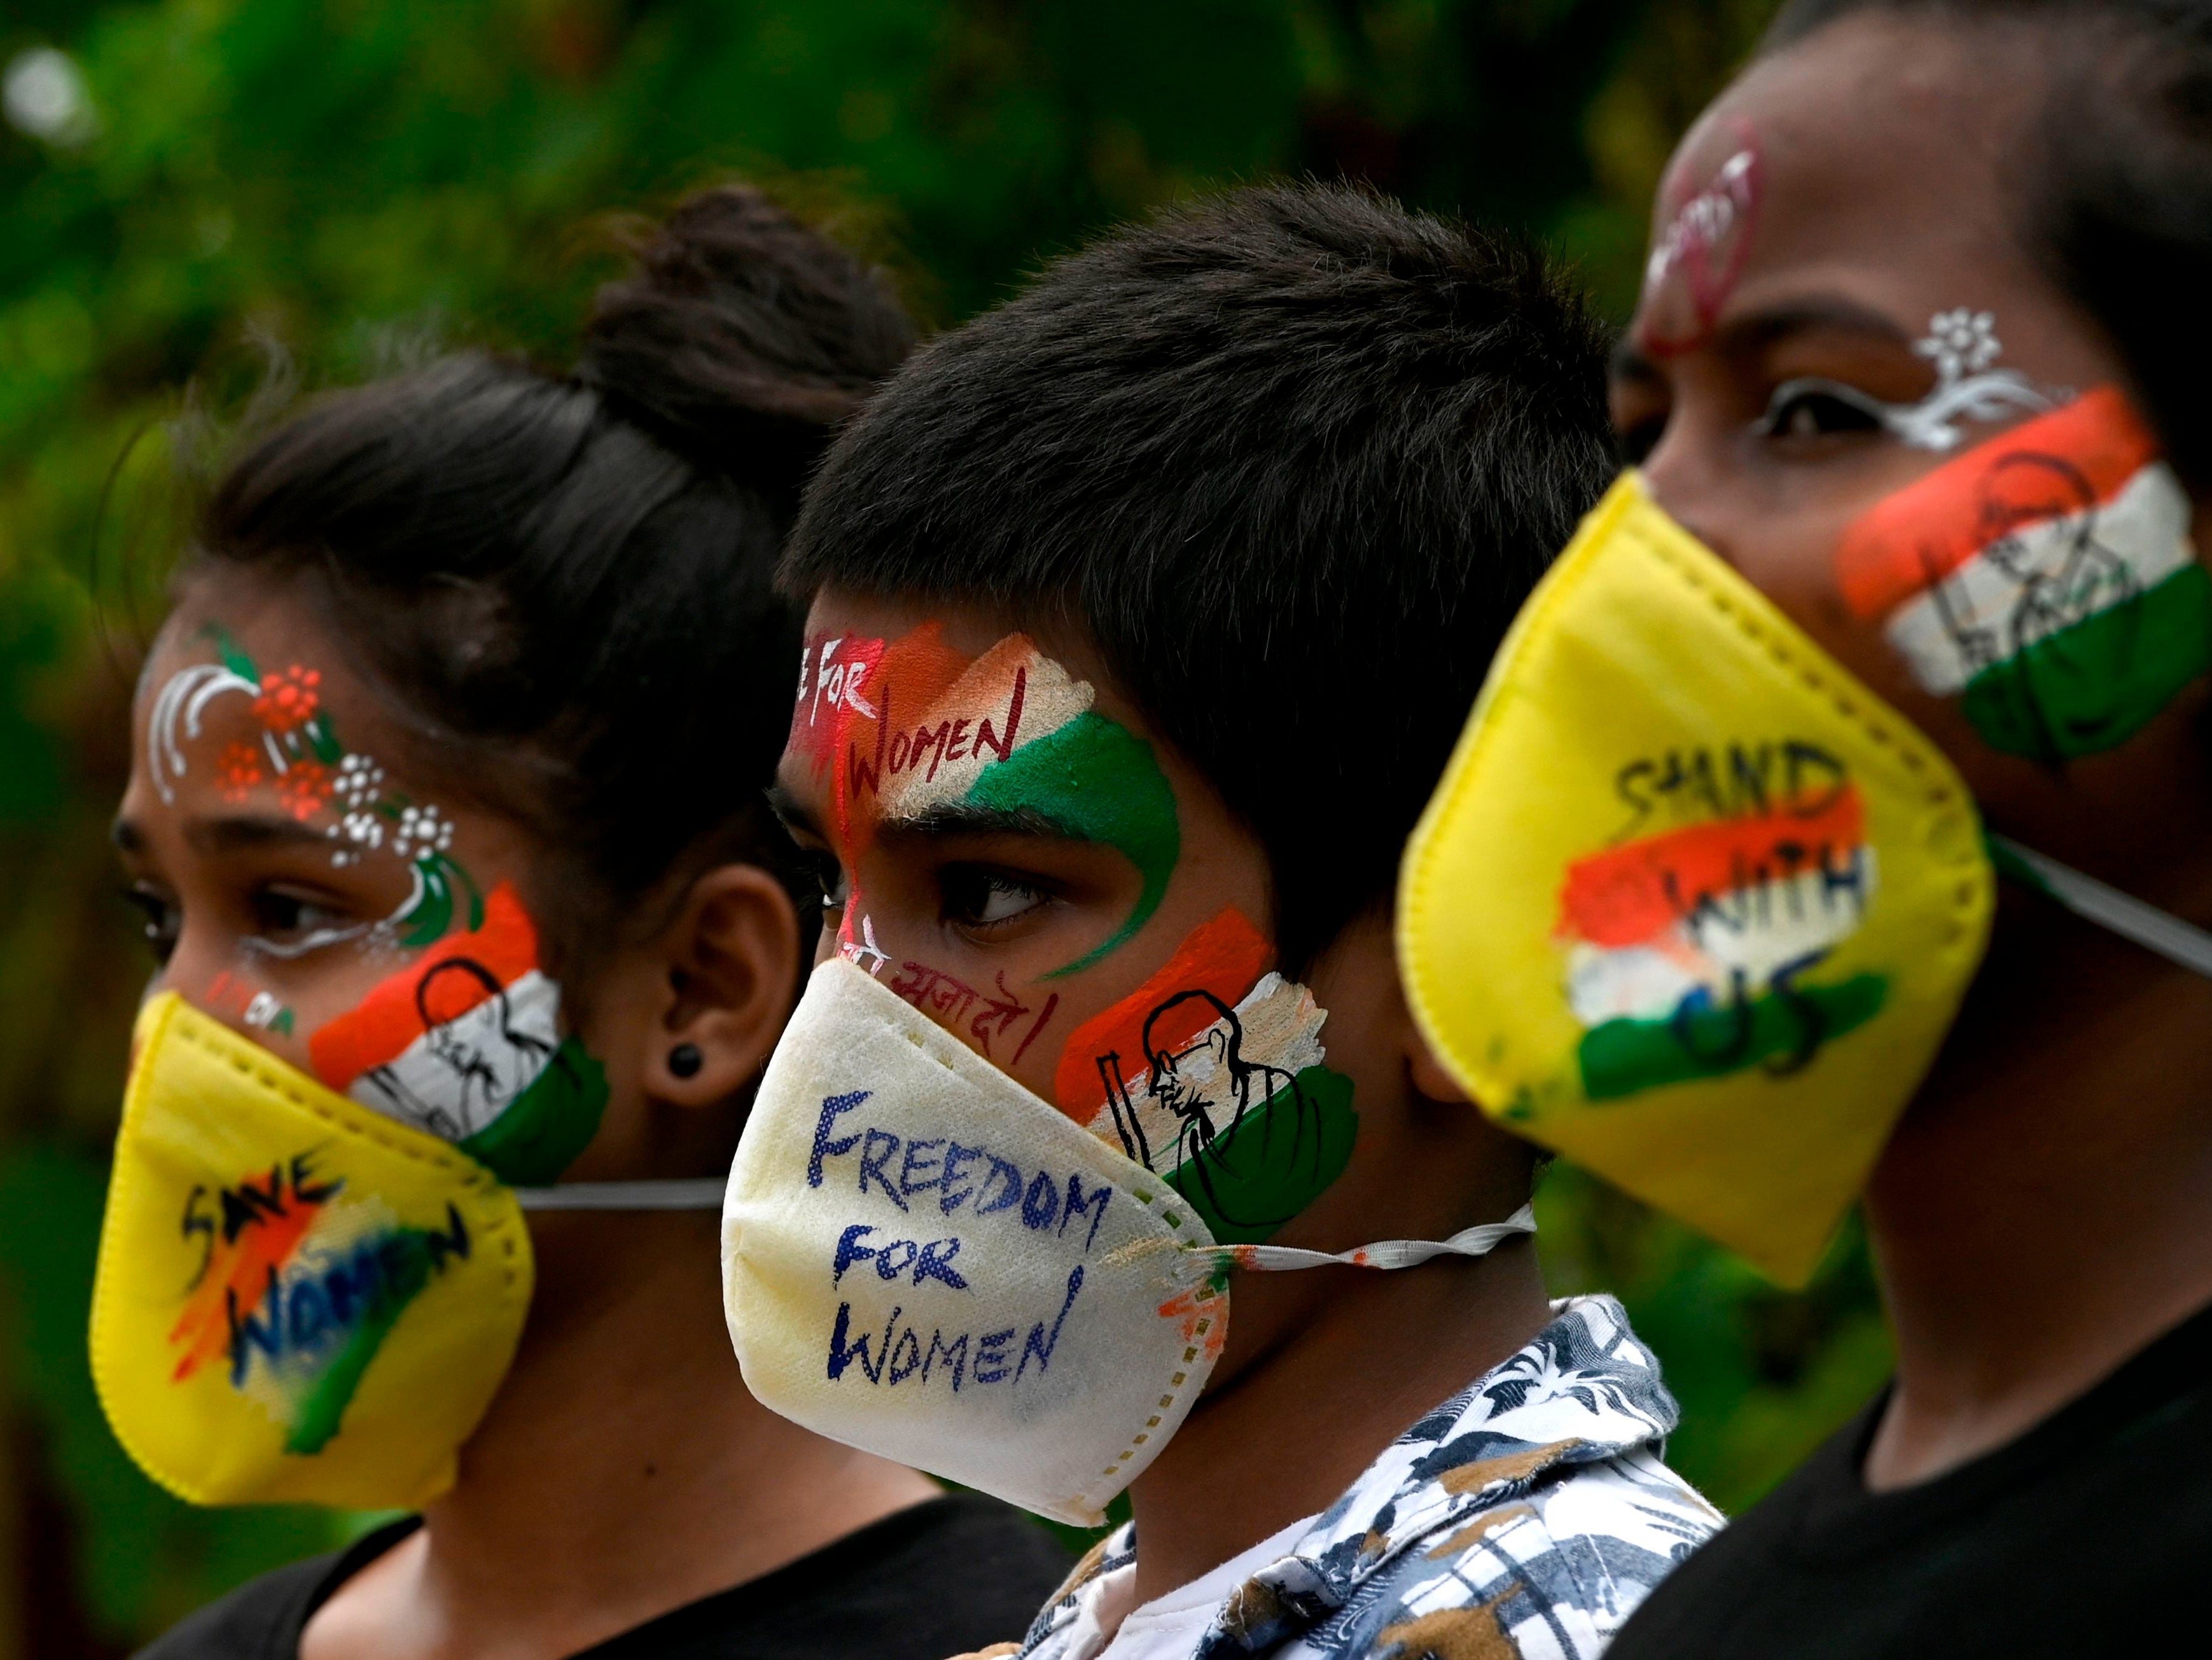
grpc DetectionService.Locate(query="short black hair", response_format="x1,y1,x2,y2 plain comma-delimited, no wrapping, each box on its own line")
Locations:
195,186,915,961
1765,0,2212,492
782,182,1616,973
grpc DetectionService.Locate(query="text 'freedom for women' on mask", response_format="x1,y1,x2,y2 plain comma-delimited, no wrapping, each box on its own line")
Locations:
1400,400,2212,1286
722,958,1535,1526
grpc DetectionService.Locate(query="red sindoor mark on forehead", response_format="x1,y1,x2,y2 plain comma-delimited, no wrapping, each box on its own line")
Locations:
1637,129,1764,359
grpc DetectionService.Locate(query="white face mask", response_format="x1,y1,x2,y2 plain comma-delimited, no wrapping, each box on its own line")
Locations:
721,958,1535,1525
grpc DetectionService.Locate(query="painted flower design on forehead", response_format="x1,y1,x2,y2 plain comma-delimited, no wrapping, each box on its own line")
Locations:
793,627,1181,978
1638,137,1762,356
1767,308,2063,453
146,624,483,952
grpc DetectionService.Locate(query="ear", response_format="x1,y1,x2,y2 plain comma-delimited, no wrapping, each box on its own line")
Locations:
1408,1029,1471,1105
646,863,802,1108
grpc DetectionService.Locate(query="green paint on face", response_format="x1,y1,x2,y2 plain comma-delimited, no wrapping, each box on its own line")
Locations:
458,1036,609,1186
200,621,261,685
390,850,486,948
1959,562,2212,761
964,709,1181,977
1577,974,1888,1101
1164,1064,1358,1245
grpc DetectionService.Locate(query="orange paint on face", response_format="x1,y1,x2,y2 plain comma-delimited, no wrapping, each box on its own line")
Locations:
1050,907,1270,1120
307,882,539,1091
1835,386,2159,620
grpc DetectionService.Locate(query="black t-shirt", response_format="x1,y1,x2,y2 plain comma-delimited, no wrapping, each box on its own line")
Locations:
1610,1297,2212,1659
138,1493,1071,1659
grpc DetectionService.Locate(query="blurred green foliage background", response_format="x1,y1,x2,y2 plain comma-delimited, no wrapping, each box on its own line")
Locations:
0,0,1890,1652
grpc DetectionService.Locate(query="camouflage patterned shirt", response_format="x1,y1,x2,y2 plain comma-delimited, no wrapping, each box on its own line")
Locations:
1015,1295,1722,1660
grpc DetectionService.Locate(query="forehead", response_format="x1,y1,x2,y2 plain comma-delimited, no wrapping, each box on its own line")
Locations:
1658,17,2049,314
133,578,405,769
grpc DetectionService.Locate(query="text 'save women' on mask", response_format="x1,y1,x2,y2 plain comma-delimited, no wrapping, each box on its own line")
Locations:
722,958,1535,1526
91,994,721,1510
1400,438,2212,1287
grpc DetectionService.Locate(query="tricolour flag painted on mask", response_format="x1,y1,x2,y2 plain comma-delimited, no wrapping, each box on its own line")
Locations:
1555,786,1887,1100
308,882,605,1184
1837,385,2212,760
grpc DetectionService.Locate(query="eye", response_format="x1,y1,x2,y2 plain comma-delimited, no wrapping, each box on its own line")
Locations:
809,851,849,912
121,886,181,965
1758,379,1887,442
247,886,353,944
942,866,1049,931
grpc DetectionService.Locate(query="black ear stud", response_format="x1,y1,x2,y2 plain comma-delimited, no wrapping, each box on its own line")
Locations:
668,1042,704,1079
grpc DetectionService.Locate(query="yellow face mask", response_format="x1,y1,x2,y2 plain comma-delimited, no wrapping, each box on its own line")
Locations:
91,992,535,1510
1398,473,1994,1286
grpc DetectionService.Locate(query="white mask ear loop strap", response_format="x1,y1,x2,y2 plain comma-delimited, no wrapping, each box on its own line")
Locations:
1989,834,2212,980
513,1178,727,1211
1218,1203,1537,1273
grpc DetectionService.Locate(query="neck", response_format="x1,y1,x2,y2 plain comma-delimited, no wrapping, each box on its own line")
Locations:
303,1211,939,1660
1861,912,2212,1490
1124,1236,1550,1604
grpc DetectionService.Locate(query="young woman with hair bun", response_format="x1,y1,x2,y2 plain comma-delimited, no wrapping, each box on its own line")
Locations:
105,185,1069,1660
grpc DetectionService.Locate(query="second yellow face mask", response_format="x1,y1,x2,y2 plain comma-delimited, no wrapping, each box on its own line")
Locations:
1399,473,1994,1286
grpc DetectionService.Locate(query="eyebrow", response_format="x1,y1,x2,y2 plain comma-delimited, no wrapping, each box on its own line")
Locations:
1611,296,1917,382
874,802,1092,847
183,814,331,854
766,781,823,840
1712,297,1916,359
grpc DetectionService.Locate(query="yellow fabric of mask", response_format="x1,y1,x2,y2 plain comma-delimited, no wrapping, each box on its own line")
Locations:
1399,473,1993,1285
90,992,532,1508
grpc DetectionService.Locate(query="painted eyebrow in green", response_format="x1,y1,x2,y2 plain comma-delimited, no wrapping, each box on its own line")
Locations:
963,710,1180,977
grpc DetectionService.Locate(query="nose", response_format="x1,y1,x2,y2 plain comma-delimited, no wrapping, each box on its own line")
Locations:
1638,417,1741,571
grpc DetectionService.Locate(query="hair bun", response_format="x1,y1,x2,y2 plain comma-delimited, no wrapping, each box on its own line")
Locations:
578,184,915,490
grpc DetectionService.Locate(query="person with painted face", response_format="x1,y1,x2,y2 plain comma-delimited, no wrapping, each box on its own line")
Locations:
106,186,1071,1660
725,183,1722,1660
1396,3,2212,1656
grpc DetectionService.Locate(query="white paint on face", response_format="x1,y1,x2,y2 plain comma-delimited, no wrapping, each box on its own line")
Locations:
1766,308,2063,452
147,662,257,804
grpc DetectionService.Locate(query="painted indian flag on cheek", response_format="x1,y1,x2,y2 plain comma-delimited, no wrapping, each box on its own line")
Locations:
1838,386,2212,761
795,628,1181,977
1557,765,1887,1101
307,882,607,1185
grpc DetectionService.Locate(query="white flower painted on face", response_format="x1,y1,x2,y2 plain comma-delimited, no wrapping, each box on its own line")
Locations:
1917,309,2003,384
391,803,454,861
335,753,387,811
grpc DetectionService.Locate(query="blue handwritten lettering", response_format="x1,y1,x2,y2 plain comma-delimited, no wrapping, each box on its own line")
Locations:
940,1143,981,1213
900,1137,946,1198
1016,1266,1085,1382
858,1128,909,1211
1062,1175,1111,1252
1020,1170,1059,1231
807,1091,870,1187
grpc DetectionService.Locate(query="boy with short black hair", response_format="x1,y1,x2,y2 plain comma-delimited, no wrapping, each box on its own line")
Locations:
737,182,1718,1660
